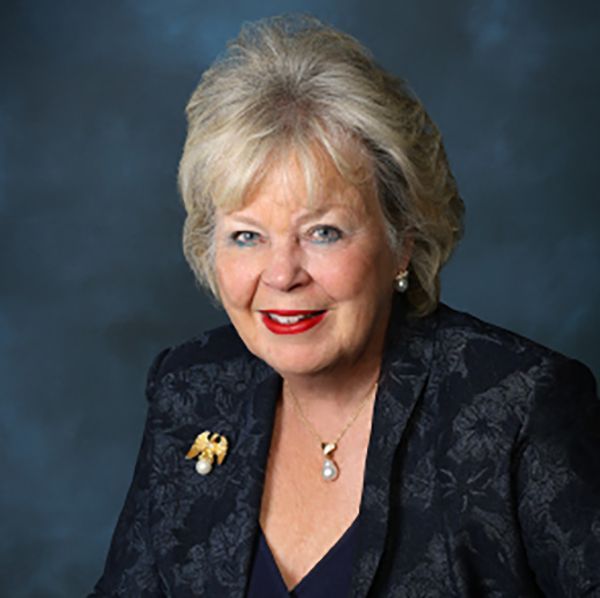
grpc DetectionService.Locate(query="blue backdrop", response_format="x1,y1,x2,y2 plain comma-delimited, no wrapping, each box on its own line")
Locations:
2,1,599,595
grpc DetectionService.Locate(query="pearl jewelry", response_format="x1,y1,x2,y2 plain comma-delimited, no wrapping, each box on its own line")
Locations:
185,431,229,476
195,458,213,475
286,380,378,482
322,458,339,481
394,271,409,293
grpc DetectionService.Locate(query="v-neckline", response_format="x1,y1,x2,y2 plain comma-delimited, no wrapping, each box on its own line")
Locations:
258,513,361,594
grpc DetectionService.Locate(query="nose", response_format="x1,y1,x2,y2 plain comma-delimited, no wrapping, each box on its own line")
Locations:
260,239,310,292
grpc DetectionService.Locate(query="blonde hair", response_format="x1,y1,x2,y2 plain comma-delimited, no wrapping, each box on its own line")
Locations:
179,15,464,316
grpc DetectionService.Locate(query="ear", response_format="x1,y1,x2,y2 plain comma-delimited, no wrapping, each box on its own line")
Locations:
396,233,414,272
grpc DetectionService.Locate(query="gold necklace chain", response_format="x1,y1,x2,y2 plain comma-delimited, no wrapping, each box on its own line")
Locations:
285,379,379,449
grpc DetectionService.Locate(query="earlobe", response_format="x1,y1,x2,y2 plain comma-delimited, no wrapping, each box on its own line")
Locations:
397,233,414,271
392,235,413,293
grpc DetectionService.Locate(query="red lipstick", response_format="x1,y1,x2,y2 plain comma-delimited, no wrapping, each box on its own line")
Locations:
260,310,327,335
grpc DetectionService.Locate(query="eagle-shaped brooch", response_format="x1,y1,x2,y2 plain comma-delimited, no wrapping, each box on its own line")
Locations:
185,431,229,475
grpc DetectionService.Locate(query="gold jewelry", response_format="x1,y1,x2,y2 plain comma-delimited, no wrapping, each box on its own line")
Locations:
285,380,378,482
185,431,229,475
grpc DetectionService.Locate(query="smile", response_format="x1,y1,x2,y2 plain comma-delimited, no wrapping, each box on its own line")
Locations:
260,310,327,335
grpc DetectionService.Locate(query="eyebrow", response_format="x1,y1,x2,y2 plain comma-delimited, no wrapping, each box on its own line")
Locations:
223,205,350,228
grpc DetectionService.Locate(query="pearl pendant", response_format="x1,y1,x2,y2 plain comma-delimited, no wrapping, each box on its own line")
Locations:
195,457,213,475
322,458,339,481
321,442,339,481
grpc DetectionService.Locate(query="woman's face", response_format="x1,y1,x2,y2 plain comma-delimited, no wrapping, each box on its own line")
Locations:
214,150,403,379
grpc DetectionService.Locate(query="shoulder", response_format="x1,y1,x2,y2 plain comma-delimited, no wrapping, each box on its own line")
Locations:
434,302,556,360
431,302,593,384
156,323,249,375
424,304,598,431
144,322,267,402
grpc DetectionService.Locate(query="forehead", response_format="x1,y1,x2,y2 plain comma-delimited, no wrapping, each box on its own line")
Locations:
229,142,376,216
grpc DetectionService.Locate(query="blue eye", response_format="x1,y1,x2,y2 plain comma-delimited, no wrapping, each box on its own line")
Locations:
231,231,260,247
308,225,343,244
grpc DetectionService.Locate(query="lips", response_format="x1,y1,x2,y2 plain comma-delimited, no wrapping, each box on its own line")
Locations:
260,309,327,335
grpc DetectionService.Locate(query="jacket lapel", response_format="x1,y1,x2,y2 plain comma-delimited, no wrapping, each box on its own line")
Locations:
350,300,437,598
152,360,281,597
202,369,281,596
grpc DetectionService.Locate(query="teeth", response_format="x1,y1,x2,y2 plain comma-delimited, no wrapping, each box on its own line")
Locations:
268,313,310,324
266,312,325,325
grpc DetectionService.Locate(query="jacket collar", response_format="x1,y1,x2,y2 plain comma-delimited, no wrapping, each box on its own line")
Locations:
349,296,438,597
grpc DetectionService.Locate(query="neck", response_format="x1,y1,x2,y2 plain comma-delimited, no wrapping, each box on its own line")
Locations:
280,372,379,452
280,347,383,436
286,361,379,404
281,309,389,408
278,302,392,430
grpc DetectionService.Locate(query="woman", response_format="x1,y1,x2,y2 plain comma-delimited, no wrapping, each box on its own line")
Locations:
91,15,600,597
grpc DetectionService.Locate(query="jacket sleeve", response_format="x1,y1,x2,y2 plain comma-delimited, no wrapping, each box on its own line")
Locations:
516,357,600,597
89,348,170,598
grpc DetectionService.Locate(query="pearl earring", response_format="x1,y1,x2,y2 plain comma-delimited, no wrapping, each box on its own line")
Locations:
394,270,409,293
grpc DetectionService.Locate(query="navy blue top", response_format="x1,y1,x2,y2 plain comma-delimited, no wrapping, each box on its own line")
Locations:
246,515,360,597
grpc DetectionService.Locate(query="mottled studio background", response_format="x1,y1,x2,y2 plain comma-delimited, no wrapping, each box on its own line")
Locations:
2,0,599,595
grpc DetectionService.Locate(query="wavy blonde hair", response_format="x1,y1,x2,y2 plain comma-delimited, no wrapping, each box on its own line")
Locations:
179,15,464,316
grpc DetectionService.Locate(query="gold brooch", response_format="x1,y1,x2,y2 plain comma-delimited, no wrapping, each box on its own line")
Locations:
185,431,229,475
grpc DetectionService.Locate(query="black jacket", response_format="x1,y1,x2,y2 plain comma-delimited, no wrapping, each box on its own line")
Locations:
91,301,600,597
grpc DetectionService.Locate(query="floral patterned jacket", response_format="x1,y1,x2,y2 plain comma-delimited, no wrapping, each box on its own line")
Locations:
90,301,600,597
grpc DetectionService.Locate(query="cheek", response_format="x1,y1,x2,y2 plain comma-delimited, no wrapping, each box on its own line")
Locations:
309,243,393,300
313,261,362,298
215,251,258,309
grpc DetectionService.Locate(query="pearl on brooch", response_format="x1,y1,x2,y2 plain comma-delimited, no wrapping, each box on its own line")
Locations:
195,457,213,475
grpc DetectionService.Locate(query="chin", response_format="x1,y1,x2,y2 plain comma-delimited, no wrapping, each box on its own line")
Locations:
260,345,333,377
